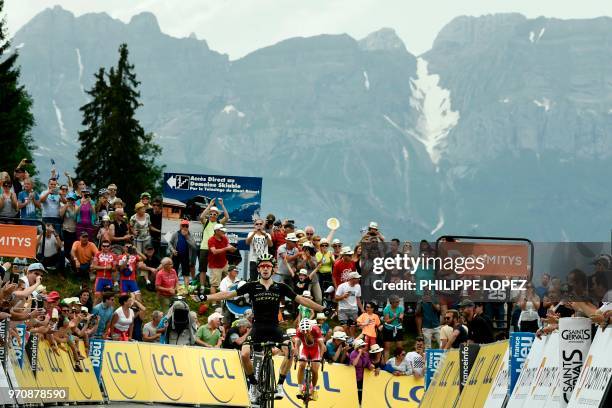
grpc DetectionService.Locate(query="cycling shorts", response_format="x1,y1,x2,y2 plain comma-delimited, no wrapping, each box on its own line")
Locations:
299,345,321,361
95,278,113,294
120,280,140,294
247,324,286,351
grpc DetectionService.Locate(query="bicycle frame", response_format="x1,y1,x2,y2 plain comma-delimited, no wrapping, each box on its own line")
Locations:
294,358,324,406
247,340,290,408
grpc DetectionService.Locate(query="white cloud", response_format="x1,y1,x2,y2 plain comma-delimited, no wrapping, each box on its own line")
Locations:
6,1,612,59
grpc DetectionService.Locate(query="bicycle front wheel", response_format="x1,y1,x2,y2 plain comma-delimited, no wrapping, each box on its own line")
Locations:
261,356,276,408
303,368,312,408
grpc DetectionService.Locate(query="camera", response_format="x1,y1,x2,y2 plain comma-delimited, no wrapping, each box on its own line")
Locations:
368,231,377,236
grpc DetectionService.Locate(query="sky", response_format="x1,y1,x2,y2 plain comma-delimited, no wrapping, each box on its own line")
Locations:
5,0,612,59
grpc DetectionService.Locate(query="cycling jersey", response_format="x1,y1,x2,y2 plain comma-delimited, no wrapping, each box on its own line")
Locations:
118,254,139,281
94,252,116,279
297,325,323,360
236,281,297,325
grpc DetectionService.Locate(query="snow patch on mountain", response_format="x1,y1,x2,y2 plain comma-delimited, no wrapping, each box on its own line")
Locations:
15,43,24,49
529,28,546,44
52,100,68,141
430,209,445,235
533,98,551,111
538,28,546,41
75,48,85,95
363,71,370,90
222,105,245,117
409,57,460,167
402,146,409,161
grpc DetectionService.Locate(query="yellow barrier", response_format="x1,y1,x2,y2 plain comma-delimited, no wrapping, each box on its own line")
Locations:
420,349,461,408
7,348,42,405
101,341,249,406
361,370,424,408
272,356,360,407
456,341,508,408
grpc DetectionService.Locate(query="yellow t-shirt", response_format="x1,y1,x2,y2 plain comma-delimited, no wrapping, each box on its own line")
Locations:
200,221,217,250
316,251,334,274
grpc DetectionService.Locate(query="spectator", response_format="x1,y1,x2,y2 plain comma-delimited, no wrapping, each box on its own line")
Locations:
420,293,441,349
37,224,64,273
246,218,273,281
195,312,224,347
129,297,147,341
74,179,87,198
363,221,385,243
130,202,152,253
0,173,18,220
91,292,115,339
384,347,410,376
369,344,384,374
333,247,356,288
297,241,322,303
382,295,404,362
208,224,236,296
148,197,163,252
108,294,135,341
143,311,165,342
331,238,343,260
357,301,381,349
296,290,315,324
219,265,241,327
95,189,110,221
292,268,316,297
198,199,229,287
71,232,98,282
97,215,112,247
518,301,540,333
60,192,78,259
276,232,300,286
169,219,197,282
591,272,611,302
442,309,468,349
139,243,161,288
271,220,286,255
91,239,117,303
325,331,349,364
223,318,251,349
316,238,335,291
107,184,121,208
77,288,94,313
156,257,179,310
75,189,97,238
404,337,425,378
109,207,132,244
14,262,44,298
12,165,27,195
335,271,363,337
17,178,40,224
315,312,331,340
535,273,550,298
139,192,152,211
350,338,374,404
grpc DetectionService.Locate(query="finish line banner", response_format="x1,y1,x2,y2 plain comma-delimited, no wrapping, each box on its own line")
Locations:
162,172,262,250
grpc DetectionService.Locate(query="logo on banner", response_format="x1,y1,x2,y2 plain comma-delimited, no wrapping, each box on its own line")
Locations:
460,343,480,391
0,318,8,366
559,318,592,406
509,332,535,395
11,324,26,368
28,334,39,377
425,350,445,390
0,224,38,258
88,339,104,381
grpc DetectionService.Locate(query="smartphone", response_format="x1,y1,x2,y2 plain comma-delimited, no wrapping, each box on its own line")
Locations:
9,273,20,284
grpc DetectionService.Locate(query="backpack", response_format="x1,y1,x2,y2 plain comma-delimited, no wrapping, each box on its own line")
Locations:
165,300,192,345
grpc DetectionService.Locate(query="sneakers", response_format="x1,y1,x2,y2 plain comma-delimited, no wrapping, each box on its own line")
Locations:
248,385,258,404
274,384,285,399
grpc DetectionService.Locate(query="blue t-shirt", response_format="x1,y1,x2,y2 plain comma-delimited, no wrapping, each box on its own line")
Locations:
18,190,39,219
176,233,188,255
41,192,61,218
421,301,440,329
92,303,114,338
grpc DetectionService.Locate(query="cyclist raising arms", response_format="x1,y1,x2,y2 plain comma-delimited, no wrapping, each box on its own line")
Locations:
196,253,326,402
295,319,326,401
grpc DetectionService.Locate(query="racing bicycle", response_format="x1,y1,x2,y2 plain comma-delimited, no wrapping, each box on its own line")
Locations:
294,357,325,407
248,340,290,408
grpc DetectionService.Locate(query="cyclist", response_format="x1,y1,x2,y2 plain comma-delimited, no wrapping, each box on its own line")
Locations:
295,319,325,401
196,253,326,403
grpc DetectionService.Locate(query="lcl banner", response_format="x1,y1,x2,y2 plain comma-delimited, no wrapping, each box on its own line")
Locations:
437,241,530,278
0,224,37,258
559,317,593,407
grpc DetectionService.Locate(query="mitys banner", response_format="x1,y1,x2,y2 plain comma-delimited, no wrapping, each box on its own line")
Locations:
559,317,592,407
362,370,424,408
425,349,445,390
162,172,262,251
509,332,535,395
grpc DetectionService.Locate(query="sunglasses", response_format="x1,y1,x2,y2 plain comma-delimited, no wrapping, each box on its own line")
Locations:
320,244,328,247
102,245,110,248
306,232,314,236
333,244,341,247
259,263,273,269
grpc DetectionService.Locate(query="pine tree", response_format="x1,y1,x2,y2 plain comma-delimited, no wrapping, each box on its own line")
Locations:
76,43,163,209
0,0,36,176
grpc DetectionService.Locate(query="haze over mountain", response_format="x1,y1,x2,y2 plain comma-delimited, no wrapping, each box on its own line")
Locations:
8,6,612,242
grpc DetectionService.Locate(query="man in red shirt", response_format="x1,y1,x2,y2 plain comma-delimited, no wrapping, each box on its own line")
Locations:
332,246,356,287
92,239,116,303
295,319,325,401
208,224,237,295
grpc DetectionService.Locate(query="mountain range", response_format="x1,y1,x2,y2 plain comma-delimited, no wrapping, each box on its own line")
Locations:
7,6,612,242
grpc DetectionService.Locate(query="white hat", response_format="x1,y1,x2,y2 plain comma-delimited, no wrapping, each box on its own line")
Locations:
369,344,383,354
213,224,227,232
353,338,367,349
209,206,220,213
27,263,46,273
332,239,342,245
325,285,335,294
332,331,347,341
302,241,314,248
341,246,354,255
302,290,312,298
295,229,305,236
348,271,361,280
81,306,88,313
286,233,299,242
298,269,308,275
207,312,223,323
368,221,379,230
320,238,329,245
315,313,326,320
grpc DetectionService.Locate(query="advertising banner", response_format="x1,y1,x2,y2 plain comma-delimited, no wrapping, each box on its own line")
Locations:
0,318,8,367
426,349,445,390
460,343,481,392
457,341,508,408
162,172,263,251
483,347,510,408
10,323,27,368
558,317,593,407
88,338,105,381
25,332,39,378
568,327,612,408
437,241,530,278
0,224,38,258
420,349,461,408
506,335,547,408
509,332,536,395
525,332,560,405
362,369,424,407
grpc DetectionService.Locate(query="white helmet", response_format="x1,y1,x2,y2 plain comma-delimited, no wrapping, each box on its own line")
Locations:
299,319,313,332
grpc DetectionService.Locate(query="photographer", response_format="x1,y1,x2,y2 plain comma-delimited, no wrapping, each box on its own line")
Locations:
362,221,385,243
246,218,273,281
37,223,64,273
325,330,350,364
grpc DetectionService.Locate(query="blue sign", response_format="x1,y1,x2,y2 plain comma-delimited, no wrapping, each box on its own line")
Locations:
13,324,26,368
162,172,263,250
425,349,445,390
509,332,535,395
88,339,105,381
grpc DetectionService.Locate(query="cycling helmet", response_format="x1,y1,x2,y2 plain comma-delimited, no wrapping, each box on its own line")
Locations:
257,253,276,266
299,319,313,332
98,188,108,196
